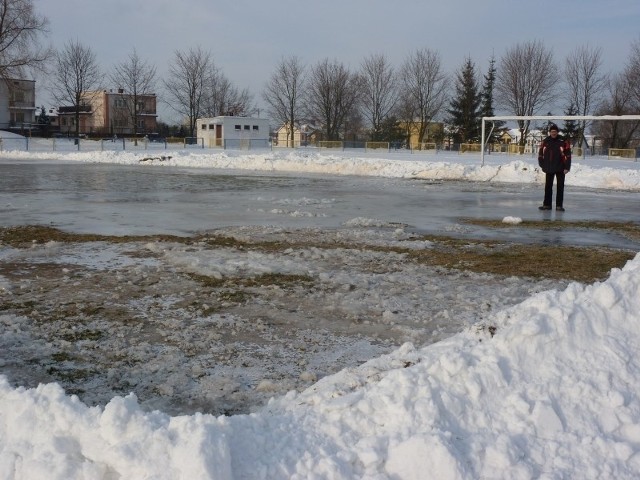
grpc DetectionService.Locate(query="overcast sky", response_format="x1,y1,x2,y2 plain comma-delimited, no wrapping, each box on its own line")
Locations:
34,0,640,124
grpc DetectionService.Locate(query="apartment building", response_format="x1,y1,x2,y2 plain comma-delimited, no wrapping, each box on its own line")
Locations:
0,78,36,131
58,89,158,136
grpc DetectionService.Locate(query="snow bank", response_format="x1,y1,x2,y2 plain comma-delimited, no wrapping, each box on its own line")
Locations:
2,148,640,190
2,253,640,479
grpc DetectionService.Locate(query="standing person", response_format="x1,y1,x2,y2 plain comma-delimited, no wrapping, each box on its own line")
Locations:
538,123,571,211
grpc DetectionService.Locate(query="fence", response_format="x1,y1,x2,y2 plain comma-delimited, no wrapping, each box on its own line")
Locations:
0,136,201,153
460,143,482,154
608,148,637,160
318,141,344,149
411,142,437,151
1,136,637,161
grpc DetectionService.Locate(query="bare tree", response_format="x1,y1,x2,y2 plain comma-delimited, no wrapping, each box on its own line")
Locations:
626,37,640,109
564,45,608,146
204,66,255,118
398,48,448,146
0,0,51,81
110,49,157,142
163,46,212,137
50,40,101,138
360,53,398,140
593,73,640,149
306,58,361,141
496,40,559,146
263,56,306,147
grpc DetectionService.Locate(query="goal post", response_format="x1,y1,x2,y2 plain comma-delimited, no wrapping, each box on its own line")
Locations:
480,115,640,166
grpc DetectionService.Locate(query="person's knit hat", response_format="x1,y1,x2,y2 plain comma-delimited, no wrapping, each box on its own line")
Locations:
549,123,559,132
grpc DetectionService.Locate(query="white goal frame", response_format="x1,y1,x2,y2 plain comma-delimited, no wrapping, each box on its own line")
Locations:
480,115,640,166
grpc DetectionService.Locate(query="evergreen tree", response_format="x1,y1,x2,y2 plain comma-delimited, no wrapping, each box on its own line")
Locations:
36,105,51,136
447,57,482,143
541,112,554,136
480,56,504,142
563,103,579,143
36,105,50,125
378,116,405,145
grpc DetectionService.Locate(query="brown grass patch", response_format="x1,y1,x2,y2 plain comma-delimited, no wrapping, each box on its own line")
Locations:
463,219,640,241
0,225,190,247
406,241,634,283
2,224,636,284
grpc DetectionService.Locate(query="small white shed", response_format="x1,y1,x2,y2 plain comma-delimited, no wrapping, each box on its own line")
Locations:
196,116,270,148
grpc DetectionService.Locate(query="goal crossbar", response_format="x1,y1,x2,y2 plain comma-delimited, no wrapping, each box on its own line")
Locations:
480,115,640,165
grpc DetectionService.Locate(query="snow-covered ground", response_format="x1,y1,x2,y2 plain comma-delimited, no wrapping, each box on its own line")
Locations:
1,138,640,479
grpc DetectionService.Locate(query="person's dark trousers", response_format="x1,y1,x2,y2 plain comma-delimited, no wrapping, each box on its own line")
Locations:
543,171,566,207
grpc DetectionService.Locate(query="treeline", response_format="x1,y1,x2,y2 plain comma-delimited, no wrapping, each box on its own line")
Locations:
3,1,640,148
263,40,640,149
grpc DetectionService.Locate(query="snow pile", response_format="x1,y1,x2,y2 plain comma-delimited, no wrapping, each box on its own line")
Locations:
2,147,640,190
502,216,523,224
1,253,640,479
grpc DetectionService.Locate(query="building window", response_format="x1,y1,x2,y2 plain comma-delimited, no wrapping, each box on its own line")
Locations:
202,124,207,129
209,124,215,129
244,125,250,130
235,124,241,130
253,125,259,131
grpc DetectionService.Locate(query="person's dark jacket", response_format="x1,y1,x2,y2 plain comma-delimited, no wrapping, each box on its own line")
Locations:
538,135,571,173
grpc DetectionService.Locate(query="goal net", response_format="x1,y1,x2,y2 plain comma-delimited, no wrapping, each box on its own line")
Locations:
480,115,640,165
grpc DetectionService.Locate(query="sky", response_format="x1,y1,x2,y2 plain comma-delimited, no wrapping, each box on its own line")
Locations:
1,145,640,478
32,0,640,123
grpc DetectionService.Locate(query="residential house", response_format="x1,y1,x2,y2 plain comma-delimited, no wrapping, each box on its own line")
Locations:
197,116,270,148
275,123,319,147
0,78,36,132
507,128,544,153
57,89,158,136
398,121,443,148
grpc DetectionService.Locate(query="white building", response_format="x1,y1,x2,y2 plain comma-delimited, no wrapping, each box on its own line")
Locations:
196,116,270,149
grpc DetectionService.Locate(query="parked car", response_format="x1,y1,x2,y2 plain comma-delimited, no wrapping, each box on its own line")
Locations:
147,133,166,143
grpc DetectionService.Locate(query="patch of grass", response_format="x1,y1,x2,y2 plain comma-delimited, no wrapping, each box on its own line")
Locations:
199,235,309,254
0,225,191,247
186,273,226,288
52,352,74,362
0,300,37,311
46,366,93,382
187,272,314,290
242,273,315,288
60,329,103,342
407,242,634,283
464,219,640,241
185,272,315,306
3,224,636,287
218,291,251,304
